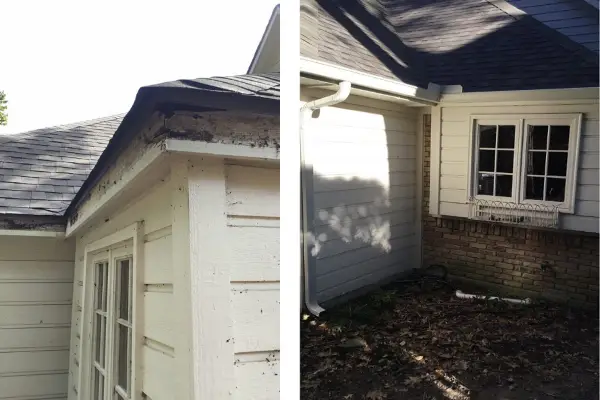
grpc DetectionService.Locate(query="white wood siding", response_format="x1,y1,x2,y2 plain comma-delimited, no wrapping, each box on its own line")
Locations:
67,180,173,400
302,92,420,303
508,0,599,52
0,236,74,400
226,163,280,400
432,100,599,233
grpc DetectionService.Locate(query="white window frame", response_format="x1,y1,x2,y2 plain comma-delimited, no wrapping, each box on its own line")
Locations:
469,117,524,203
80,222,144,400
467,113,582,214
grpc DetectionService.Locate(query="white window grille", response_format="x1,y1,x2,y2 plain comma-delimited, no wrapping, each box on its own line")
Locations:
88,248,133,400
468,114,582,215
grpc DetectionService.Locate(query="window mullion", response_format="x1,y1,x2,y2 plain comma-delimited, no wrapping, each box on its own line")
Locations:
542,125,551,201
104,251,117,399
493,125,498,196
515,119,524,203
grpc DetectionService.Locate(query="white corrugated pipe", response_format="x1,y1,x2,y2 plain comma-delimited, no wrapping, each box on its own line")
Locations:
301,81,352,316
456,290,532,305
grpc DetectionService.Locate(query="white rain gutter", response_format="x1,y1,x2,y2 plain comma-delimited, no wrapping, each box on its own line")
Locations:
456,290,532,305
300,57,442,104
300,81,352,316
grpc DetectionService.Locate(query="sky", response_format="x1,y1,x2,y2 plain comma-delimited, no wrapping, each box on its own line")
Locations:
0,0,278,135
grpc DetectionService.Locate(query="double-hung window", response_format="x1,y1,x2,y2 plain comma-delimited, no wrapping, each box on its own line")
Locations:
469,114,582,213
88,245,134,400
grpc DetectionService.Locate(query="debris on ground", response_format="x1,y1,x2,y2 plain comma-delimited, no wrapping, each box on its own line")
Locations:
301,281,599,400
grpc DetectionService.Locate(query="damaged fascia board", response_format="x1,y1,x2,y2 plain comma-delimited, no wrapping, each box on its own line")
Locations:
0,215,67,237
67,111,280,236
163,111,280,161
164,139,280,161
65,144,165,237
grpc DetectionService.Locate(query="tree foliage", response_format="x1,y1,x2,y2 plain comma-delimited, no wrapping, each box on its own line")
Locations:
0,91,7,126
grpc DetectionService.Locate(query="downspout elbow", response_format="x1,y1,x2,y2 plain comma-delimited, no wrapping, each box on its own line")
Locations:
300,81,351,316
301,81,352,112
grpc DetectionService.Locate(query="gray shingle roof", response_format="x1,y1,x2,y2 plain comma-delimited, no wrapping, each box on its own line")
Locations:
0,115,123,215
148,72,280,99
301,0,599,91
0,73,280,218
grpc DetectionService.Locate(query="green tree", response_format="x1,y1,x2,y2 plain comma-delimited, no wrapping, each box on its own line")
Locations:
0,91,7,126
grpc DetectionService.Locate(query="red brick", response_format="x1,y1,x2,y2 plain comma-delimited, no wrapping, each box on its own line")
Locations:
522,273,539,281
496,263,515,270
523,284,541,292
504,280,522,288
421,116,598,306
470,242,487,249
443,233,460,240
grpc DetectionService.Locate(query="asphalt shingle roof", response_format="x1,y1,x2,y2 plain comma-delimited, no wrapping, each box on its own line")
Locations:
0,72,280,218
0,115,123,215
148,72,280,100
300,0,599,91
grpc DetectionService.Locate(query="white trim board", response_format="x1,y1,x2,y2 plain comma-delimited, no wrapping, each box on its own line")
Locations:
67,135,280,238
0,229,65,238
164,139,280,162
440,87,600,105
66,146,164,238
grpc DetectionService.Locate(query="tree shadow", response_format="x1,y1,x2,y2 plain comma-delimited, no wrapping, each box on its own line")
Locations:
302,97,420,303
313,0,598,91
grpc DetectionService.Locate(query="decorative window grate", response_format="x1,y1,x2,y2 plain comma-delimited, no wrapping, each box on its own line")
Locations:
468,198,559,228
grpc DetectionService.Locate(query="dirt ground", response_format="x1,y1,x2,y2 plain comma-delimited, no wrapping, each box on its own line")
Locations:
301,280,599,400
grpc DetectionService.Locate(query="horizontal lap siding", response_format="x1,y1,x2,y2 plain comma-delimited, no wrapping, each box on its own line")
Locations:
437,102,599,234
0,236,74,400
68,181,173,400
303,94,419,303
141,225,174,400
226,164,280,400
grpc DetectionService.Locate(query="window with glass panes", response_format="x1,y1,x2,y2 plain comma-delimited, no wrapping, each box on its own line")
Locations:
475,124,517,198
470,114,581,212
524,124,570,202
89,248,133,400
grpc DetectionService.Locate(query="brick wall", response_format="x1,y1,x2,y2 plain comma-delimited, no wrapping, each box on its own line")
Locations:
421,114,599,306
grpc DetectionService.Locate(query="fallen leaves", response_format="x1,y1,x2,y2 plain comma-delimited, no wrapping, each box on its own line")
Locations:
301,286,599,400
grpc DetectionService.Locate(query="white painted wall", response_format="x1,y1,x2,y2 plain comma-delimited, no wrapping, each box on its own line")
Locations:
67,179,174,400
0,235,74,400
430,94,599,234
173,156,280,399
226,162,280,399
302,90,421,303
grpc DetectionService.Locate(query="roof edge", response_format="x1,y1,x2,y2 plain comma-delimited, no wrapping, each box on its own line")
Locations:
65,81,280,219
247,5,280,74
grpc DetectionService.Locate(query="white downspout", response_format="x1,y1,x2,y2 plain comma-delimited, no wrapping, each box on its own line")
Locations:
300,81,352,316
